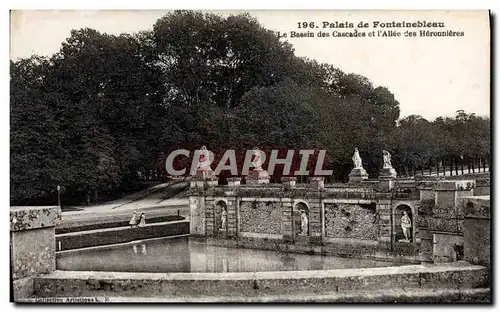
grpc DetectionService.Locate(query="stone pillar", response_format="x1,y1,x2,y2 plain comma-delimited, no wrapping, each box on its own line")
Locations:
434,180,475,212
205,196,215,236
309,176,325,189
378,179,395,190
308,197,322,245
418,228,434,263
376,200,392,250
461,196,490,266
429,180,475,263
189,195,206,236
10,206,61,301
416,181,435,202
281,198,293,243
473,178,490,196
226,196,238,238
189,168,218,236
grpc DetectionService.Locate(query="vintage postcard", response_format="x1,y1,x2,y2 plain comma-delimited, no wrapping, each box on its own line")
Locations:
10,10,491,303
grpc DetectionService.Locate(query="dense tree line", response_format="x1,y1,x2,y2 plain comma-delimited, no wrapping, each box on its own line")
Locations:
10,11,490,205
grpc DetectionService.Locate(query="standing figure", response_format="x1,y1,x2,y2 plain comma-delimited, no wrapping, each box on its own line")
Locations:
401,211,412,242
352,148,363,169
129,211,138,227
383,150,393,169
220,207,227,231
300,210,309,235
138,213,146,227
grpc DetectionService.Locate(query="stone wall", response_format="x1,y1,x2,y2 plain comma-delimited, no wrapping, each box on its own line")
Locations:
461,196,490,266
10,206,61,301
324,203,377,240
11,228,56,278
240,201,281,235
56,221,189,251
189,196,205,236
31,263,489,301
189,176,489,262
417,180,476,263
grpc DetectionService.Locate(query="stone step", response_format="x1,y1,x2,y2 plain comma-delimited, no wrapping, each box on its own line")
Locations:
21,287,491,303
32,262,488,299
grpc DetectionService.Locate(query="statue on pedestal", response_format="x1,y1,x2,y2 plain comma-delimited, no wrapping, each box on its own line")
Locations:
383,150,393,169
220,207,227,231
198,146,212,171
400,211,412,242
352,148,363,169
251,147,264,171
245,147,270,185
379,149,397,179
348,147,368,182
300,210,309,235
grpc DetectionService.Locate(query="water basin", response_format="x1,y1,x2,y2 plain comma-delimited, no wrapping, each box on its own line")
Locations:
56,236,403,273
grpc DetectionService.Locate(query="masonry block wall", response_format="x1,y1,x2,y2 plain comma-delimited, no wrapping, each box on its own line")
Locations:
307,197,322,244
281,198,293,242
239,200,282,236
189,196,205,235
189,177,485,263
461,196,490,266
10,206,61,301
189,179,422,258
425,180,475,263
376,200,392,250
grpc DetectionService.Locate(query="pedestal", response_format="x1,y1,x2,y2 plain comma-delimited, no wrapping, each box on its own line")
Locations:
227,177,241,187
190,168,218,188
379,167,397,179
245,169,270,185
10,206,61,301
309,176,325,189
281,177,297,188
349,168,368,183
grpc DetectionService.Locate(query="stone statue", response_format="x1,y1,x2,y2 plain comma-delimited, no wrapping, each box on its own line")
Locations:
300,210,309,235
352,148,363,169
198,146,211,171
220,207,227,231
383,150,393,169
401,211,412,242
251,147,264,171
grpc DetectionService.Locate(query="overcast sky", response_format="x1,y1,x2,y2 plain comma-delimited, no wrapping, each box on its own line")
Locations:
10,10,490,120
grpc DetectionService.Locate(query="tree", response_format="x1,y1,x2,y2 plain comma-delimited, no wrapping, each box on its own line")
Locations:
11,11,488,204
151,11,295,108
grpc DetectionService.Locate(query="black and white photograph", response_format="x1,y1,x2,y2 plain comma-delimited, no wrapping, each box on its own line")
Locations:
9,9,491,303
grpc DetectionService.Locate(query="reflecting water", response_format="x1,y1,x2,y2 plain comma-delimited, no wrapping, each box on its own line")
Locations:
56,237,402,273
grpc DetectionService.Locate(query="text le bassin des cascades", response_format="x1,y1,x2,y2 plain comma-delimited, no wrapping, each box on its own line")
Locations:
276,20,465,39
